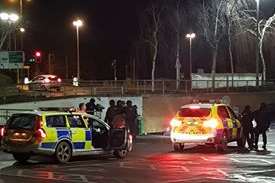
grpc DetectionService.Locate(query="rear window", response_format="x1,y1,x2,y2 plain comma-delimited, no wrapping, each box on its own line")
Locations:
178,108,211,118
7,114,38,130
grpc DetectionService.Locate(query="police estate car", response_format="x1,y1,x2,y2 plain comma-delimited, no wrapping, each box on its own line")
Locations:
170,103,244,152
2,111,132,163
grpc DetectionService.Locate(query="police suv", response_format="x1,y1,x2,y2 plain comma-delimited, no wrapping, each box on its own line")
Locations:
170,103,245,152
2,110,132,163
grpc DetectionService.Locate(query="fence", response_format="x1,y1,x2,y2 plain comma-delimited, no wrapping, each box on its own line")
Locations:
0,79,274,104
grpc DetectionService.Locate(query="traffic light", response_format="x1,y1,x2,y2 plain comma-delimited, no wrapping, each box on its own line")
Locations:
34,51,42,63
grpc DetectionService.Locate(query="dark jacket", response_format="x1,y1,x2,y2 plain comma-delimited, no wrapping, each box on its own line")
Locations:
254,109,271,132
241,110,254,131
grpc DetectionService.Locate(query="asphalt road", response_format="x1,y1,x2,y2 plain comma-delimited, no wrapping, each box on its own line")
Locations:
0,132,275,183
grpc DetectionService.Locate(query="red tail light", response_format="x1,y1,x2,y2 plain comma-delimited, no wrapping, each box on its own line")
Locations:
57,78,62,83
34,117,46,142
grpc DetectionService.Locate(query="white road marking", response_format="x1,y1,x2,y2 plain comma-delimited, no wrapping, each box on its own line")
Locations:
260,159,274,165
180,166,190,172
216,169,229,177
230,158,241,163
200,156,208,161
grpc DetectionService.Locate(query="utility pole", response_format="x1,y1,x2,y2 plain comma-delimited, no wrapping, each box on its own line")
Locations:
112,59,117,81
256,0,260,86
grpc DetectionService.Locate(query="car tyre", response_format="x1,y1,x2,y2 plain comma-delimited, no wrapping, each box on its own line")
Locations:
55,141,72,163
13,153,30,163
173,143,184,152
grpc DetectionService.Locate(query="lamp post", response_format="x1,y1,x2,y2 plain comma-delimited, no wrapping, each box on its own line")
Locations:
256,0,260,86
73,19,83,80
186,33,196,80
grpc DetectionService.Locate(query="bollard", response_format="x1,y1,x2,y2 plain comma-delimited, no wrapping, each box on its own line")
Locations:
137,116,145,136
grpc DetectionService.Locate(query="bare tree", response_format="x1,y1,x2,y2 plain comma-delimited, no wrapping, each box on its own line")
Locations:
241,5,275,82
140,2,163,92
168,0,186,90
198,0,227,89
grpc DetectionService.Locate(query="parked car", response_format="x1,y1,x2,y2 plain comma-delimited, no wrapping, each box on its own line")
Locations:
2,111,132,163
28,74,62,91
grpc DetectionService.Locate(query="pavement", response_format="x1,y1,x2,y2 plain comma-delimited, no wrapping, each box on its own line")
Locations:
0,132,275,183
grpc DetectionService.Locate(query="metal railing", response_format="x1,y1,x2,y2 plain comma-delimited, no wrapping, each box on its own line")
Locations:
0,79,274,104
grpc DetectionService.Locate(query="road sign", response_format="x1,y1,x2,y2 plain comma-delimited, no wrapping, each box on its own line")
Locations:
0,51,25,69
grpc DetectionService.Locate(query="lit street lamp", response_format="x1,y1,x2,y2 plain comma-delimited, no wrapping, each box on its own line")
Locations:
0,12,19,22
73,19,83,80
186,33,196,80
19,27,25,33
0,12,19,50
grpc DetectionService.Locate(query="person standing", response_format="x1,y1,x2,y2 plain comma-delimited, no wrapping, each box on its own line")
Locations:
240,105,254,150
105,100,117,125
254,103,271,151
125,100,138,137
86,98,96,115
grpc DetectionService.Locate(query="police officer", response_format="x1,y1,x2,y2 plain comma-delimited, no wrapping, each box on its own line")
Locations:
105,100,117,125
125,100,138,137
240,105,254,150
254,103,271,151
86,98,96,115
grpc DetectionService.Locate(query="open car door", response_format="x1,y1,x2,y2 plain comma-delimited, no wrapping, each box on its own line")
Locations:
109,128,128,150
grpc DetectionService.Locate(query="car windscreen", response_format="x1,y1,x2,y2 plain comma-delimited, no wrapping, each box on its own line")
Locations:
7,114,38,130
178,108,211,118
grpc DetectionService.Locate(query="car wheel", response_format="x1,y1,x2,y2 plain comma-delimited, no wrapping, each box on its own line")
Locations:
215,133,228,153
55,141,72,163
114,149,128,159
13,153,30,163
173,143,184,152
127,135,133,152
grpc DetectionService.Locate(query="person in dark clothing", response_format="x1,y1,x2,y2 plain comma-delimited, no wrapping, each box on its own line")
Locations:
86,98,96,115
254,103,271,151
240,105,254,150
105,100,117,125
125,100,138,137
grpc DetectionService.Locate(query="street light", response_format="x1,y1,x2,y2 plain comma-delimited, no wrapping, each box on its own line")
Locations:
255,0,260,86
0,12,19,22
73,19,83,80
19,27,25,33
186,33,196,80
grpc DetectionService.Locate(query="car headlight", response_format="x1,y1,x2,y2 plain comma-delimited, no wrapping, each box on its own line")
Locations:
170,118,181,127
203,119,218,128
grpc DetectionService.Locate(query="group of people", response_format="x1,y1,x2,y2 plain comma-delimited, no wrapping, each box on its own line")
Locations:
105,100,138,137
241,103,271,151
78,98,139,137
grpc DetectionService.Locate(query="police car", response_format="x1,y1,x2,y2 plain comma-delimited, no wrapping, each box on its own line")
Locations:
170,103,244,152
2,111,132,163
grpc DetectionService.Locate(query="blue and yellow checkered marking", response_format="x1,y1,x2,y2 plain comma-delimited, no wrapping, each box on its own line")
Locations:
41,128,93,151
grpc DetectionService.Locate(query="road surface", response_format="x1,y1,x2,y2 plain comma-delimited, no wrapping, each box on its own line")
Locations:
0,132,275,183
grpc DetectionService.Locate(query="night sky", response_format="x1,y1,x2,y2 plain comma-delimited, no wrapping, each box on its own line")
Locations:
2,0,275,80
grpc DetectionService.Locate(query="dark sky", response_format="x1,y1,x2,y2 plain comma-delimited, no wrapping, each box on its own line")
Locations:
2,0,275,80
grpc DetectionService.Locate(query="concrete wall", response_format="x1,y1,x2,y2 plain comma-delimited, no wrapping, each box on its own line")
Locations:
0,97,143,124
143,92,275,133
